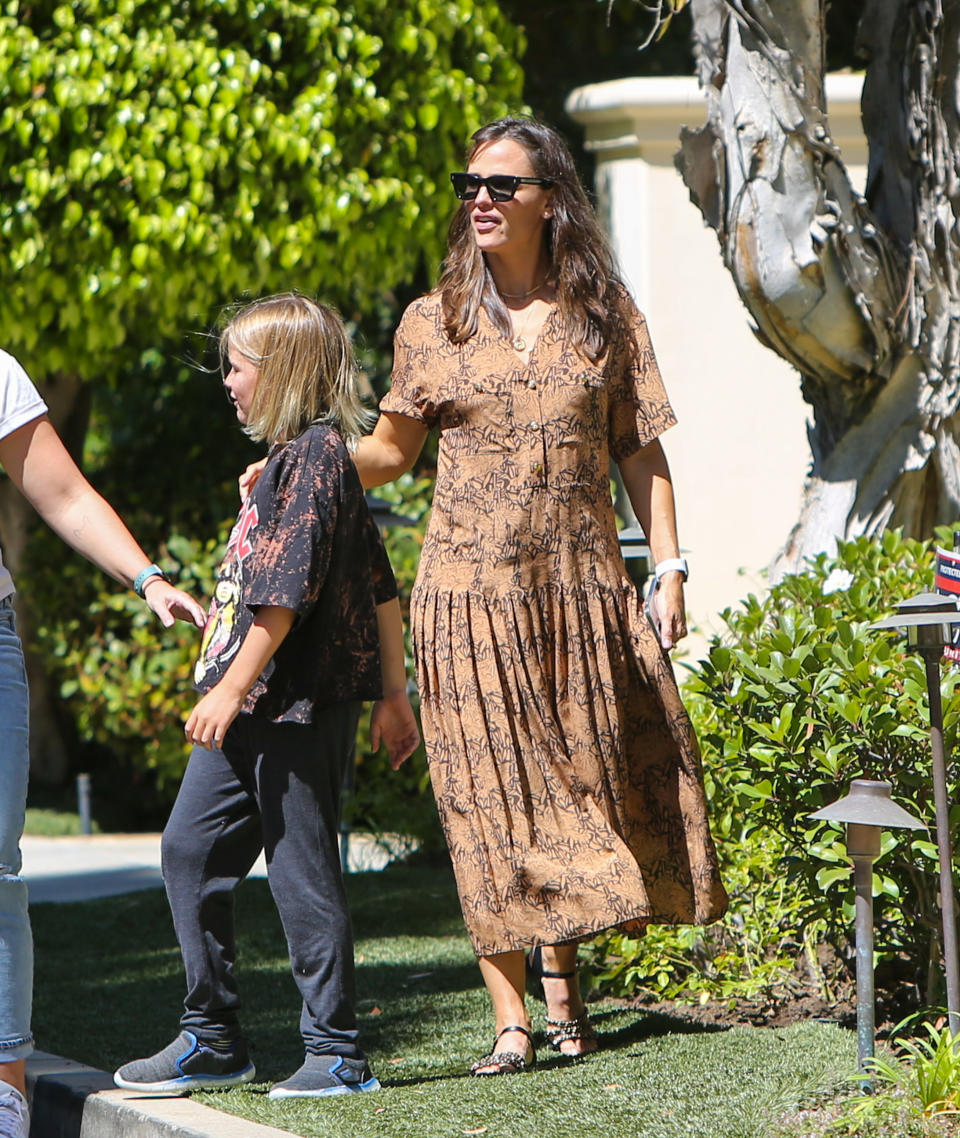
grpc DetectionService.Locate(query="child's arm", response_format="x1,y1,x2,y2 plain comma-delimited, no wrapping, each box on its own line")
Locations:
185,604,296,750
369,596,419,769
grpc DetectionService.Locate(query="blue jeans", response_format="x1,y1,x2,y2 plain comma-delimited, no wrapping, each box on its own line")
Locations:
0,597,32,1061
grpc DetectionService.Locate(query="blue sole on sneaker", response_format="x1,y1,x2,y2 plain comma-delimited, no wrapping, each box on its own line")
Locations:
267,1075,382,1100
113,1063,256,1095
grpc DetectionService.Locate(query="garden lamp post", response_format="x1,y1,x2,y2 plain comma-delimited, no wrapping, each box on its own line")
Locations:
809,780,923,1082
872,592,960,1036
617,523,651,590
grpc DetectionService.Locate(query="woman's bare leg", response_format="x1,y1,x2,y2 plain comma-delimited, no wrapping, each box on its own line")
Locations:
538,944,598,1056
474,950,533,1073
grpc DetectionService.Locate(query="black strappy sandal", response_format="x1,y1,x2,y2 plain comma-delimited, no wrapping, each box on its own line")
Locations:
470,1025,536,1076
526,945,575,1001
545,1010,598,1052
526,946,599,1054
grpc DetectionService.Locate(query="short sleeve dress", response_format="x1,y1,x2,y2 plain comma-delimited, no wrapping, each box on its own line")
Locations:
381,292,728,956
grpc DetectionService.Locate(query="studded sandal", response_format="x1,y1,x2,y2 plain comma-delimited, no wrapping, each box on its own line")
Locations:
526,945,576,1000
470,1024,536,1076
527,946,599,1054
545,1010,598,1052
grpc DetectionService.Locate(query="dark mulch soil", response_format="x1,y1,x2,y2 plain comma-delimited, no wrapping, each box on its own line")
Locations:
618,943,925,1037
627,991,857,1031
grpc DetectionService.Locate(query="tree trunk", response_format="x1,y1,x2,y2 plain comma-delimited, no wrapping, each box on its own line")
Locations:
676,0,960,572
0,374,90,784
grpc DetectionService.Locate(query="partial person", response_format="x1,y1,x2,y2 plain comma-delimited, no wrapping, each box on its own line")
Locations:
340,117,728,1074
114,294,419,1099
0,350,206,1138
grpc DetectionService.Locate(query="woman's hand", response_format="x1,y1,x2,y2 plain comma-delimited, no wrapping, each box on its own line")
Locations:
239,458,267,502
618,441,688,650
370,690,420,769
653,573,687,650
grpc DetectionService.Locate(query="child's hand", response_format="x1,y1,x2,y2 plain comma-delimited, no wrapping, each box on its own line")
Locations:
185,684,245,750
370,690,420,770
239,458,267,502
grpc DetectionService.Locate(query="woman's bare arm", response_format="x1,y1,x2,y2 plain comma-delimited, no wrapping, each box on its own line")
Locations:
618,438,687,650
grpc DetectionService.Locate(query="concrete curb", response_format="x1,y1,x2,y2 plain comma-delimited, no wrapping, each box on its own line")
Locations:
22,831,412,1134
27,1052,292,1138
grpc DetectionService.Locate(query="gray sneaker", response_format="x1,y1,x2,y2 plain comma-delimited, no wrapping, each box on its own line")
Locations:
114,1030,256,1094
0,1082,29,1138
268,1054,381,1099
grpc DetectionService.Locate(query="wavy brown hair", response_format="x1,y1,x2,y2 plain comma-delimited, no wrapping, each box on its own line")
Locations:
437,117,630,362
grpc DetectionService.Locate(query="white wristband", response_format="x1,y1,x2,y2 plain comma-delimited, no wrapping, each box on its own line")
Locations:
654,557,689,582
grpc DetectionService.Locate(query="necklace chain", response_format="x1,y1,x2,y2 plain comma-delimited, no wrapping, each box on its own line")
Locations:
497,274,549,300
510,301,542,353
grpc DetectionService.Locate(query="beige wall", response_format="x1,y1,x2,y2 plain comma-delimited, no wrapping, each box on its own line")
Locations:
566,75,866,656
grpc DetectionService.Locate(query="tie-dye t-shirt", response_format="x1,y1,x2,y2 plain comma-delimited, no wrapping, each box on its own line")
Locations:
194,423,397,723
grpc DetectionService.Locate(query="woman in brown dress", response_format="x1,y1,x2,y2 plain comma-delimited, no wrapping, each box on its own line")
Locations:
355,117,728,1074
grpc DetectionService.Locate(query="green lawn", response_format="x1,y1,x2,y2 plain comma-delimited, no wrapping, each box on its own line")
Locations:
23,806,100,836
31,863,857,1138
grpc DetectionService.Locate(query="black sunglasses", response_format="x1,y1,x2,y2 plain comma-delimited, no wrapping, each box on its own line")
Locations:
450,172,554,202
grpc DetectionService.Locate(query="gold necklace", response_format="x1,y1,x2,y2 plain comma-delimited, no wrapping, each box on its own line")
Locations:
497,273,549,300
510,301,540,353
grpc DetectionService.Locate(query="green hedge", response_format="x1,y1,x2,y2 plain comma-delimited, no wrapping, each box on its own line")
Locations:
586,527,960,1008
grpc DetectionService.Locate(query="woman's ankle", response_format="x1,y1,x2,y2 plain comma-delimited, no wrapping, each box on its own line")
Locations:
539,975,585,1020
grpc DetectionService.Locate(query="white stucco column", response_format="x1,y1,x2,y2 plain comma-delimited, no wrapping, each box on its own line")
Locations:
566,75,866,654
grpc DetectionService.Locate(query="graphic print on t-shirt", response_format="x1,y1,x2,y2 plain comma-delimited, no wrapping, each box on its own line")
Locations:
194,498,259,684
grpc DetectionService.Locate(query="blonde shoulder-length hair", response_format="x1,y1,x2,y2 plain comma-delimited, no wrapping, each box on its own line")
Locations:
220,293,374,447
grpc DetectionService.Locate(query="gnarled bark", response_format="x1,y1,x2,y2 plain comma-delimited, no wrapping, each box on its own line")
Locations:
676,0,960,572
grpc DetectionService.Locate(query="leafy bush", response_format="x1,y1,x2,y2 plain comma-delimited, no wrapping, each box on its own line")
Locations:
694,528,960,1003
348,472,445,854
582,827,817,1004
587,526,960,1008
28,525,228,818
869,1021,960,1116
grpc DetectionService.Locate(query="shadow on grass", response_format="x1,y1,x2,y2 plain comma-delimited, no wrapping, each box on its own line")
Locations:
32,866,726,1088
589,1005,729,1044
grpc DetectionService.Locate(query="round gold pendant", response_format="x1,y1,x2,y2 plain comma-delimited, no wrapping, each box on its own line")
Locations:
512,336,526,352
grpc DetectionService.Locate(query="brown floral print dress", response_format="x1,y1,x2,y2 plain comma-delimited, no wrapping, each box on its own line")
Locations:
381,292,728,955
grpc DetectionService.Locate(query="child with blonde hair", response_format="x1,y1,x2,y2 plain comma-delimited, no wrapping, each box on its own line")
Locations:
115,294,419,1099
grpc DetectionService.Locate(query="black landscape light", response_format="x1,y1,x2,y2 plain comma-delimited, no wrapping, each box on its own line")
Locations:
871,592,960,1036
809,780,923,1083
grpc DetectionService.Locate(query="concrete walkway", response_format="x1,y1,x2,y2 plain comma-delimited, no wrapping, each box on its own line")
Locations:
21,831,399,1137
21,830,395,904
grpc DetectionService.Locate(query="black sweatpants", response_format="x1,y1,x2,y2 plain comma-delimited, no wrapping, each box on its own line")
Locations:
161,703,363,1058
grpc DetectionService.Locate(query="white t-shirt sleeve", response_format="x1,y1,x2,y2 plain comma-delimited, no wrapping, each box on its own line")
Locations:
0,350,48,442
0,351,48,600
